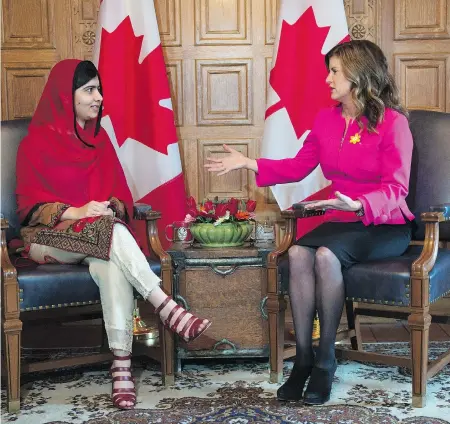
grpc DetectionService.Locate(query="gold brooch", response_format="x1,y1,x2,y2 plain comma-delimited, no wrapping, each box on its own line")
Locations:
349,133,361,144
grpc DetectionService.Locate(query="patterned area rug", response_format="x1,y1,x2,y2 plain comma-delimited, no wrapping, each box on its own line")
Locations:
1,342,450,424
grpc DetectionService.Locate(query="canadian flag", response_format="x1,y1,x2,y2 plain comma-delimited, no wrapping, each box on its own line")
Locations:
93,0,186,250
263,0,349,236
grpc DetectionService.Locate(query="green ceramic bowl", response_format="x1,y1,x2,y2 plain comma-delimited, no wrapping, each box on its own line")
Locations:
190,222,253,247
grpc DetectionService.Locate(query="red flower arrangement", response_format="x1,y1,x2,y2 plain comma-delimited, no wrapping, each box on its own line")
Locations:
184,196,256,225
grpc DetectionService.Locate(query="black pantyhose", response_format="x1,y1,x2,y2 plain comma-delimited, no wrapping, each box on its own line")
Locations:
288,245,345,369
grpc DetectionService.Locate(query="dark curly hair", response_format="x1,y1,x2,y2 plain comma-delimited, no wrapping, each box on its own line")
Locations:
325,40,408,133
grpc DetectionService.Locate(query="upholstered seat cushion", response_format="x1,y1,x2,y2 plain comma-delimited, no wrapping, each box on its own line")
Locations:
344,246,450,305
277,246,450,305
16,256,161,311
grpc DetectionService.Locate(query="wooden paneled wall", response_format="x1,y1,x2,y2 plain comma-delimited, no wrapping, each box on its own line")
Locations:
2,0,449,216
381,0,450,112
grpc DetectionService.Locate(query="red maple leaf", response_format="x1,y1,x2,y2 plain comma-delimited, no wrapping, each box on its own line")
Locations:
98,16,177,154
266,7,350,139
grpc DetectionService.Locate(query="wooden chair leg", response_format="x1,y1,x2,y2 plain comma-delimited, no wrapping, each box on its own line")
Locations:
3,318,22,412
160,324,175,386
160,266,175,387
267,293,287,383
345,301,363,351
100,318,110,353
408,309,431,407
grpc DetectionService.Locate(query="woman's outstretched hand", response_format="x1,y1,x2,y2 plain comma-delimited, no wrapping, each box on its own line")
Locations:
204,144,257,175
304,191,362,212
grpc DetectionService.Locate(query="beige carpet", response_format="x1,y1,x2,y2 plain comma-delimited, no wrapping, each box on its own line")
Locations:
1,342,449,424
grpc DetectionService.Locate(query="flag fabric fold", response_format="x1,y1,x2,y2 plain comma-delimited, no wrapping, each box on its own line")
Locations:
263,0,349,236
93,0,186,250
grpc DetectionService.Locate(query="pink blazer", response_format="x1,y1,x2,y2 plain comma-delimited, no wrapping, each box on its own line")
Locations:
256,106,415,226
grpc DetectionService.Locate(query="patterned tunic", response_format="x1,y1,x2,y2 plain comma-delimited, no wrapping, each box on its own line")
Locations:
21,197,128,261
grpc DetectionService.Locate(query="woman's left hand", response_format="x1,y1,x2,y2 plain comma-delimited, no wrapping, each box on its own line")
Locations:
304,191,362,212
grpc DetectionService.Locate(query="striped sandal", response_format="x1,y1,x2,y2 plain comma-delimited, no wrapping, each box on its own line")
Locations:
110,354,136,410
155,296,211,343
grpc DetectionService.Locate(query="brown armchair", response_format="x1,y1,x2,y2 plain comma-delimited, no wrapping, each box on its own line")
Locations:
266,109,450,407
1,119,175,413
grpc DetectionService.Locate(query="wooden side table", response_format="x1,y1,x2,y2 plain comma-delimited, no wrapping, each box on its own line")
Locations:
168,242,273,371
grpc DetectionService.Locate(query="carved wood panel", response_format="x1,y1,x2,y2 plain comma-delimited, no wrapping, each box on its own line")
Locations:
198,139,256,202
382,0,450,113
2,0,55,48
166,60,184,126
195,0,252,45
4,65,52,119
265,0,279,45
344,0,380,43
72,0,100,60
196,59,253,126
155,0,181,46
395,0,449,39
1,0,73,120
395,55,448,111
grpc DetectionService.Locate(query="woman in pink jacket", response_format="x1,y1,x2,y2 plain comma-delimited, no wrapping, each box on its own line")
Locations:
205,40,415,405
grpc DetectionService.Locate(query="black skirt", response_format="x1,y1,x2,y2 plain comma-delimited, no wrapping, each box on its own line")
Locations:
294,221,413,269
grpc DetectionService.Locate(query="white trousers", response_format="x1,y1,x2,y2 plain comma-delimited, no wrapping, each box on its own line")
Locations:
29,223,161,353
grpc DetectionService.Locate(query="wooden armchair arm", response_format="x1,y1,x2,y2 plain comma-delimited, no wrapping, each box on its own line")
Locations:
1,218,20,322
267,211,296,268
132,204,172,282
412,211,446,275
267,208,325,267
410,211,446,309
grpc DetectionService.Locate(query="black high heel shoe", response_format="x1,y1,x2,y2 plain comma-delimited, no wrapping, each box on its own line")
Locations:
303,360,337,405
277,363,313,401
